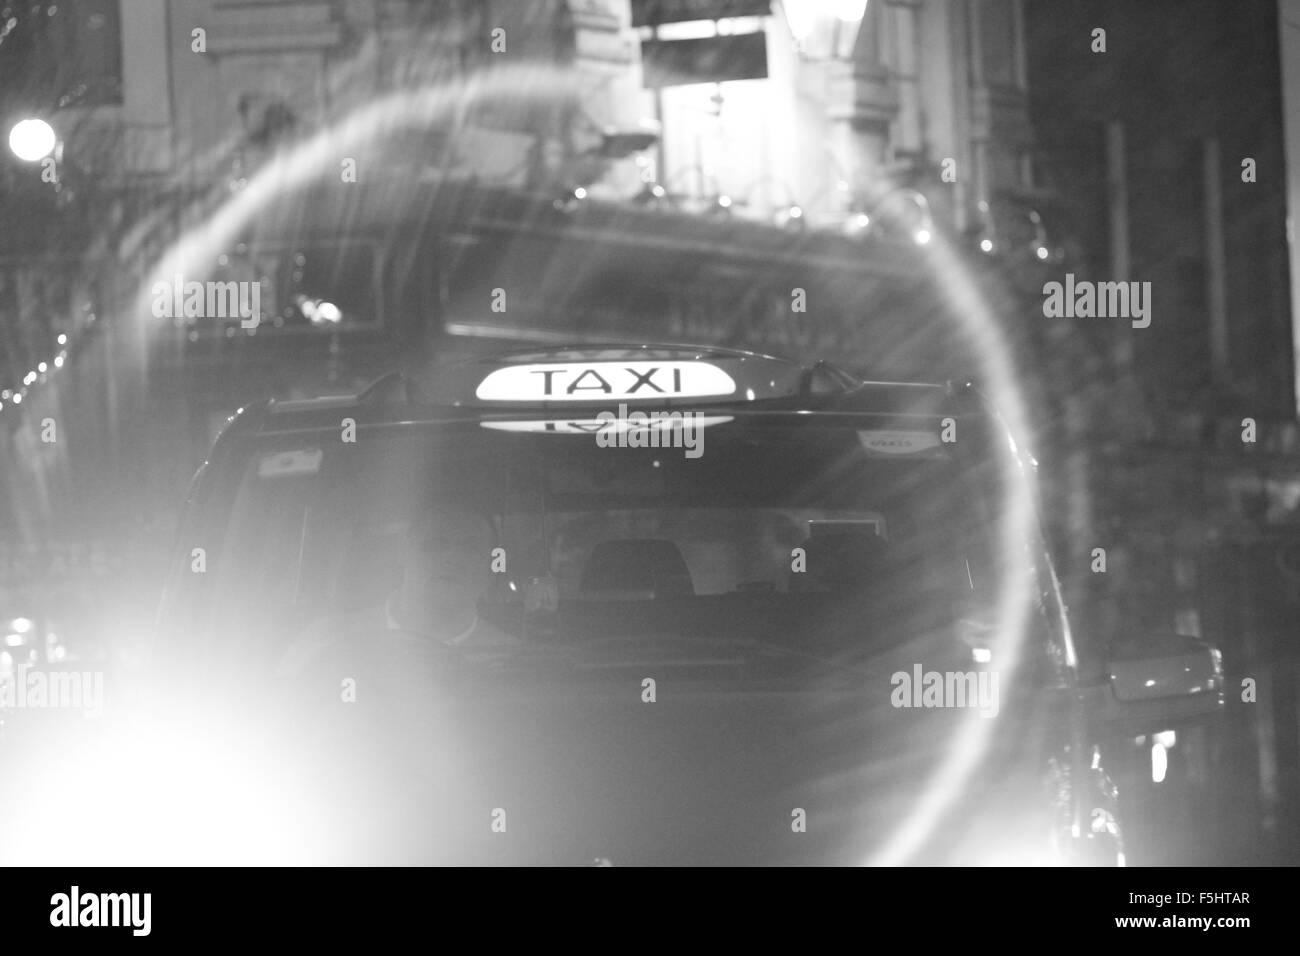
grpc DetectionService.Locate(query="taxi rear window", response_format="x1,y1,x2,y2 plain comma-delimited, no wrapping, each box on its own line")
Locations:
186,417,1006,662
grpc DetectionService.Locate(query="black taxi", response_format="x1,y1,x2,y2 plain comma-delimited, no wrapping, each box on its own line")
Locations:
148,344,1223,866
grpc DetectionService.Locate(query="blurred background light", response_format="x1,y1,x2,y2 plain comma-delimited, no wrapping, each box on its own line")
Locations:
8,117,56,162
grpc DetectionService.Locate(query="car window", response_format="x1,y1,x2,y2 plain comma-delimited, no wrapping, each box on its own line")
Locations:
175,416,1012,674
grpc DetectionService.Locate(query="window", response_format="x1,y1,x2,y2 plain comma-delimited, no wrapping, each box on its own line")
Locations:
55,0,122,108
0,1,121,109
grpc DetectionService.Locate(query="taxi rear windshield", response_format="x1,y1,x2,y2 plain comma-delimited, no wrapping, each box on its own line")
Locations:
188,418,1009,662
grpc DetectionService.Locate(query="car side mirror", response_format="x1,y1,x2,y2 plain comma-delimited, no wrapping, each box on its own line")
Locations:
1096,633,1224,730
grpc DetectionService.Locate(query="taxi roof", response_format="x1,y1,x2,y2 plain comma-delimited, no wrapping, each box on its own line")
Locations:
228,344,982,437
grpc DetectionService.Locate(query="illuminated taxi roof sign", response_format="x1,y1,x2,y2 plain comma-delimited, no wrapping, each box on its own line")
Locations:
474,361,738,403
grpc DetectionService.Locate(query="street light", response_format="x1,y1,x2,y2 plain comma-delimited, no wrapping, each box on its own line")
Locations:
8,117,56,162
834,0,870,22
779,0,869,54
781,1,816,41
